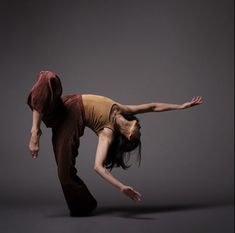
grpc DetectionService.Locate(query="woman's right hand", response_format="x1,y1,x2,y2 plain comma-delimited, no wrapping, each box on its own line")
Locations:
181,96,203,109
28,129,42,159
120,185,142,202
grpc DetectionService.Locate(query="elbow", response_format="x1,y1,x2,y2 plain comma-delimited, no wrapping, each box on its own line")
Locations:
153,103,166,112
152,103,159,112
93,165,98,172
151,103,157,112
93,164,102,172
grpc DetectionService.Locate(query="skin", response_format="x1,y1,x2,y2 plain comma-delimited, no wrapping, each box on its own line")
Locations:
28,96,203,202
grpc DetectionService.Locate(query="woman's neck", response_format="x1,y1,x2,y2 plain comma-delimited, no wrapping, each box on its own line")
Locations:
114,113,132,137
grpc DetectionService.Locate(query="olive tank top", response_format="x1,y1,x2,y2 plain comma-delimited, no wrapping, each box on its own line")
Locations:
81,94,120,135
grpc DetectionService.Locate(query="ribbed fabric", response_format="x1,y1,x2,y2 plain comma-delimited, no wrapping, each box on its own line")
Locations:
82,94,119,135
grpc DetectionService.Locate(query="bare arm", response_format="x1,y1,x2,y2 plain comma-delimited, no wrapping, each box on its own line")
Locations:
94,128,142,202
28,109,43,159
118,96,203,115
94,129,124,189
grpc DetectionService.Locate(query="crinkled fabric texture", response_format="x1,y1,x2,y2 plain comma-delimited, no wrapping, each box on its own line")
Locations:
26,71,96,215
27,71,64,127
27,71,85,135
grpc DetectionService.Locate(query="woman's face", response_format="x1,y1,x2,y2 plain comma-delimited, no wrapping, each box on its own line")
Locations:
128,120,141,141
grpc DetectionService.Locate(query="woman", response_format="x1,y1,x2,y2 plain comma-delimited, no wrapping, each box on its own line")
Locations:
27,71,203,216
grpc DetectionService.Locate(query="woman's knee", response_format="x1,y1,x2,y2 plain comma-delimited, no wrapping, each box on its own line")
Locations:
39,70,56,77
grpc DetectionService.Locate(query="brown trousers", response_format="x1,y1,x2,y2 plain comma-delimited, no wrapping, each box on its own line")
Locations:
27,71,97,215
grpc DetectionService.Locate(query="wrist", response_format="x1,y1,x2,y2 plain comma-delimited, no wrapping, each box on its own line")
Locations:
31,128,42,135
119,184,126,191
178,104,184,110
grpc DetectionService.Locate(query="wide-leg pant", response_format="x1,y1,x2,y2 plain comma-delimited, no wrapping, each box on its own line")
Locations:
27,71,97,215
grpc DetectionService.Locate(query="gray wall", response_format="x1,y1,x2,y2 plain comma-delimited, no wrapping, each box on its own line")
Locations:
0,0,233,206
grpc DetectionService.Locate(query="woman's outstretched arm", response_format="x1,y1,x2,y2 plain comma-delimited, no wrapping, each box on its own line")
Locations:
94,128,142,202
118,96,203,114
28,109,43,159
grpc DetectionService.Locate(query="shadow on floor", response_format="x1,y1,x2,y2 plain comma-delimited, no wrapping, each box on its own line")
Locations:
93,203,220,220
47,202,228,220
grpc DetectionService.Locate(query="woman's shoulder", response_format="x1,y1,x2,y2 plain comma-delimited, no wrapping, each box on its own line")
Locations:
98,127,115,140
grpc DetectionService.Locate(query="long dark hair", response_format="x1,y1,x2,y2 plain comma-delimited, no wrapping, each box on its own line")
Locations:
104,114,142,171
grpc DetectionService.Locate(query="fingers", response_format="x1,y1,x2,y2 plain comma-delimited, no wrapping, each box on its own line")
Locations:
132,189,142,197
28,145,39,159
192,96,197,102
191,96,203,105
133,190,142,202
197,96,203,103
30,150,38,159
32,153,38,159
128,188,142,202
121,186,142,202
28,133,40,159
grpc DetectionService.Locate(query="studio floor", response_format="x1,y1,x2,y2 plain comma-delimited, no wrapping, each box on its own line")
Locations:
0,200,234,233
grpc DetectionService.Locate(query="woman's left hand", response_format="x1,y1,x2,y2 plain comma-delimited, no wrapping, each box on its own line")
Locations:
120,185,142,202
28,129,42,159
181,96,203,109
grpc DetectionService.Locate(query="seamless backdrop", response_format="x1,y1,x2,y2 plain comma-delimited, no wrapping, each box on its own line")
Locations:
0,0,233,207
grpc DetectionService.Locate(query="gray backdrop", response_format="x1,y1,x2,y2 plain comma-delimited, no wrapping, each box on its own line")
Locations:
0,0,233,207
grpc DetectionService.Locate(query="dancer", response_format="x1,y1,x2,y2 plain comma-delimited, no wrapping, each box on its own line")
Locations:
27,71,203,216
